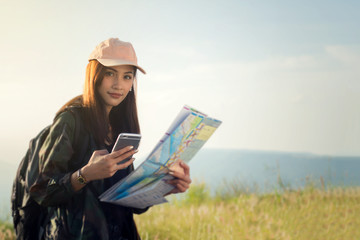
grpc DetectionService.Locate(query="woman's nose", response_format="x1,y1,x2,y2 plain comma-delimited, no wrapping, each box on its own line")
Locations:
112,76,122,89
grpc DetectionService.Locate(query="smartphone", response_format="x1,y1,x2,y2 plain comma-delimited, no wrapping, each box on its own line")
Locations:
112,133,141,164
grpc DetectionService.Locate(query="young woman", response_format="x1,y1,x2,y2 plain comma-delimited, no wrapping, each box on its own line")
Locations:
29,38,192,239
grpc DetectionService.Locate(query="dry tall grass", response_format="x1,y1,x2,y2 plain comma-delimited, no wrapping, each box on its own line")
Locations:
0,222,14,240
135,186,360,240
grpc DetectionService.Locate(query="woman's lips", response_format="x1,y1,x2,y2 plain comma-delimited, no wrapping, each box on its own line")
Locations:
108,93,122,99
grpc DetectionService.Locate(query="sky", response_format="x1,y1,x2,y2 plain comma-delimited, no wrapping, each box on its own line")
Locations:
0,0,359,166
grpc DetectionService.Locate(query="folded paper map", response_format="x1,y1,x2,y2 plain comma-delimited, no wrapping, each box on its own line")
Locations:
99,105,222,208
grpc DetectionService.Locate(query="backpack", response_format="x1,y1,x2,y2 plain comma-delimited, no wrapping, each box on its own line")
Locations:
11,107,83,240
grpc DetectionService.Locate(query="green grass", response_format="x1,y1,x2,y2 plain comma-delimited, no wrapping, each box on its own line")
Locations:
2,182,360,239
135,183,360,240
0,220,14,240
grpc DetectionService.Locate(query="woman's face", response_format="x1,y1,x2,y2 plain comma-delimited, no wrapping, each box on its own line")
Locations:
98,65,135,114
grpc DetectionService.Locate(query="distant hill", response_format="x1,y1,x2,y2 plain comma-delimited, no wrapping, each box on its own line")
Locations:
0,161,17,201
0,161,17,220
188,148,360,191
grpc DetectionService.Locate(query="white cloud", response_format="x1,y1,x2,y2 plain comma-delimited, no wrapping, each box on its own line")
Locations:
138,45,360,156
325,45,360,65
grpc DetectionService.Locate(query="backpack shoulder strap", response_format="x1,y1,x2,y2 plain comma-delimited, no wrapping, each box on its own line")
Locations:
65,106,90,169
55,106,85,149
66,106,82,148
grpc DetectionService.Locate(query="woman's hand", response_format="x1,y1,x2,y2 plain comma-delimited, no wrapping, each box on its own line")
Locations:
166,160,192,195
82,146,137,182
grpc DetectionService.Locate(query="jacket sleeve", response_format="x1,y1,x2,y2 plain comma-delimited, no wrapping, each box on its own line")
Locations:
30,110,79,207
132,207,149,215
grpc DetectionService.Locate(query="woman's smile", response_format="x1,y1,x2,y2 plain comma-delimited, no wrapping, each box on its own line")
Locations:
108,92,123,99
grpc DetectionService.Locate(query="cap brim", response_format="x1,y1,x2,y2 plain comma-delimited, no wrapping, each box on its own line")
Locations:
96,59,146,74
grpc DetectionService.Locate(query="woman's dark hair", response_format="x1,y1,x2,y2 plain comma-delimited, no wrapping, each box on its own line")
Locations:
57,60,140,147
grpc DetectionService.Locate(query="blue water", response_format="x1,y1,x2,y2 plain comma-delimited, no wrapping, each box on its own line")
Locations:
188,149,360,192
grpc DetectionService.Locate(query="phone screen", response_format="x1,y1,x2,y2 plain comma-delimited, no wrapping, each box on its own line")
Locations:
112,133,141,164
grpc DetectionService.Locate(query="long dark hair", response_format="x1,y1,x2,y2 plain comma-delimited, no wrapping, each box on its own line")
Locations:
57,60,140,147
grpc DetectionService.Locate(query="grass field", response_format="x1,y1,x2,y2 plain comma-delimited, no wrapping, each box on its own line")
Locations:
2,182,360,240
0,221,13,240
135,182,360,240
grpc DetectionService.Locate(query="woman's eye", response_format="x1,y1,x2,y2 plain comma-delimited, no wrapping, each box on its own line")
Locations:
124,75,133,80
105,71,115,77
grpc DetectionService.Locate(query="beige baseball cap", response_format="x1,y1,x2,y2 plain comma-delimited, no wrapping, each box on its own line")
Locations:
88,38,146,74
